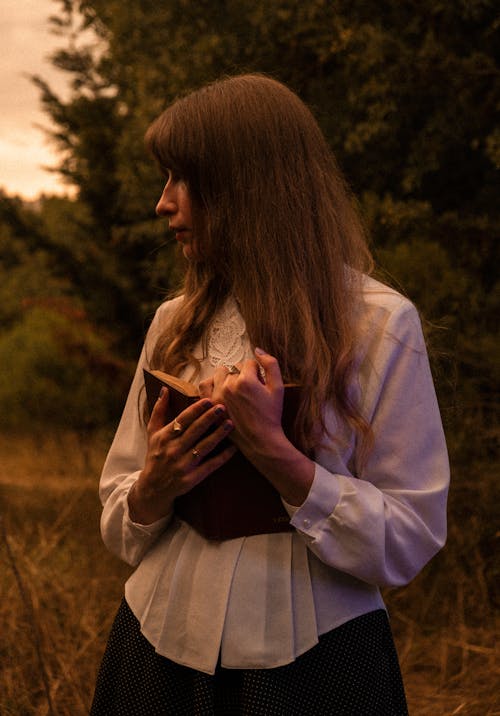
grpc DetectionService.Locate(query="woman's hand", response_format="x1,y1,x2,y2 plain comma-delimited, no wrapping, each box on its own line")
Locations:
199,348,315,506
128,389,236,524
200,348,285,453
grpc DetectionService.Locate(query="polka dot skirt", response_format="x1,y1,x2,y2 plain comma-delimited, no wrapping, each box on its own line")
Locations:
91,599,408,715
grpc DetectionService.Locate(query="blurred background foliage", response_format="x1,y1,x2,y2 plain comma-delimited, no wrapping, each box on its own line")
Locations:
0,0,498,456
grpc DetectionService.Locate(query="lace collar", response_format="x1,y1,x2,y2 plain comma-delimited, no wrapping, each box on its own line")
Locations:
206,296,248,367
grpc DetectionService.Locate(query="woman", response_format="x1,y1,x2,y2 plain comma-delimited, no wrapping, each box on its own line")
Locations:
91,74,449,715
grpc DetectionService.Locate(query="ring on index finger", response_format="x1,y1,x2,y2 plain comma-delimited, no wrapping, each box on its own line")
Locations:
172,418,183,433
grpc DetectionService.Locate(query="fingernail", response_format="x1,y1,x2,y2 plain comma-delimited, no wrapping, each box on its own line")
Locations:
159,386,167,399
255,347,266,356
223,420,233,432
201,399,213,409
214,406,225,416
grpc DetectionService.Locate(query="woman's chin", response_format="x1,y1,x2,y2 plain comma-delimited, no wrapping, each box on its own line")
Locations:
182,243,198,261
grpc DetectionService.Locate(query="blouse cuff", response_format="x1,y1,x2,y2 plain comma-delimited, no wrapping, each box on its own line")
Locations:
123,481,173,537
282,463,342,538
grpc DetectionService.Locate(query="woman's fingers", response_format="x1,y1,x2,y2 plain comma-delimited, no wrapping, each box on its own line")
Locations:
171,400,229,446
149,390,233,462
149,393,214,438
176,442,238,495
148,386,170,434
254,348,283,390
188,415,234,464
198,376,215,399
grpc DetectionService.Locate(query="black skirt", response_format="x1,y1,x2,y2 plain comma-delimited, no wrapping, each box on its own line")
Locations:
91,599,408,715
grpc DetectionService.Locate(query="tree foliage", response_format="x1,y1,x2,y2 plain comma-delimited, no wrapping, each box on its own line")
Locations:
0,0,498,436
0,192,134,428
0,303,130,431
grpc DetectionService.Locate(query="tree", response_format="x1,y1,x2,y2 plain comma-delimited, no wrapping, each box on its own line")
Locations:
29,0,498,440
0,193,133,428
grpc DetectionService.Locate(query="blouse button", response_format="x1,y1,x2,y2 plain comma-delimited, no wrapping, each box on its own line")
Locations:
302,518,311,529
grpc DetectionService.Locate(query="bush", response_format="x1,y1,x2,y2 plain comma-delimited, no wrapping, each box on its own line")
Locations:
0,302,133,431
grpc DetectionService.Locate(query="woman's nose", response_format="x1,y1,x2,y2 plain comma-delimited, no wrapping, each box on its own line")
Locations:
156,185,177,216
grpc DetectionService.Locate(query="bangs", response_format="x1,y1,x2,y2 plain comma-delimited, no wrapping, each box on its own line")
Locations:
145,106,197,183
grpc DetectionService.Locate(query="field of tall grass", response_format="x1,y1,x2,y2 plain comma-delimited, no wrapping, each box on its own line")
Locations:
1,430,497,715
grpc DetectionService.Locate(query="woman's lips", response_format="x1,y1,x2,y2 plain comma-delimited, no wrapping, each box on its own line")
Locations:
171,227,190,242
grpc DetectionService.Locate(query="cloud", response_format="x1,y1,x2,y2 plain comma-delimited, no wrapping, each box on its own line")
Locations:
0,128,71,198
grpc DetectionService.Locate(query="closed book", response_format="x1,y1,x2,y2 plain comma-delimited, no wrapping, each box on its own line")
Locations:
143,368,299,540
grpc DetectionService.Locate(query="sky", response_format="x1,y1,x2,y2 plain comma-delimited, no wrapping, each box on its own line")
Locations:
0,0,74,199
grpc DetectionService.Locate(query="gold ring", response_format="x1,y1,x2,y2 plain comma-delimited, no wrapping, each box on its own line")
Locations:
192,448,200,458
227,364,240,375
173,418,183,433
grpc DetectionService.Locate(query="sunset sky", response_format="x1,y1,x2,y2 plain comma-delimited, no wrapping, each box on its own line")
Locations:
1,0,73,199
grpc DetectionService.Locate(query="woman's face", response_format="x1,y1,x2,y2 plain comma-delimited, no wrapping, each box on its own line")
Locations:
156,171,196,260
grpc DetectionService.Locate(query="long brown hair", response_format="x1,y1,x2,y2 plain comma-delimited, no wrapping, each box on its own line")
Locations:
146,74,373,455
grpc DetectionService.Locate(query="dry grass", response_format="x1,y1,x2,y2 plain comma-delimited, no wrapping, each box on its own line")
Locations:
0,431,131,716
1,431,498,715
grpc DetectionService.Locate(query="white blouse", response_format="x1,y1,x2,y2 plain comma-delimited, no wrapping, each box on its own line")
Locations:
99,276,449,674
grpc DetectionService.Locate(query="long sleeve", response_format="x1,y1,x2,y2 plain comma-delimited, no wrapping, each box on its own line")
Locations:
285,291,449,588
99,301,180,566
